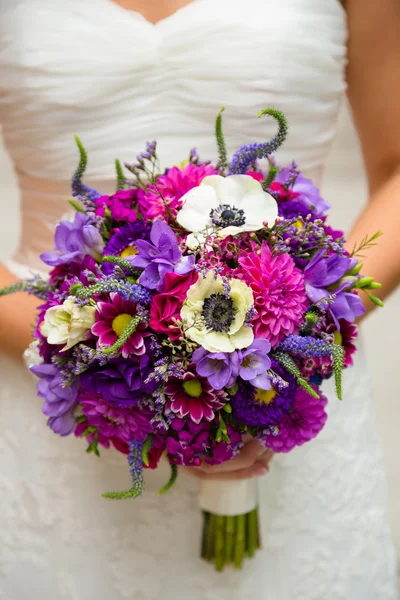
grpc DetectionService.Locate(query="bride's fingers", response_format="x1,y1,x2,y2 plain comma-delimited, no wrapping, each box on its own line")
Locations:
185,460,270,481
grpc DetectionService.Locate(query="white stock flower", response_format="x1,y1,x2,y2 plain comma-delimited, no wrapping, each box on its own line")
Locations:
180,271,254,353
40,297,96,351
177,174,278,242
23,340,43,369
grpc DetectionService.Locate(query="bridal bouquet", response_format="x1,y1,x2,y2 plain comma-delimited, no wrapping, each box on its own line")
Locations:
2,109,383,571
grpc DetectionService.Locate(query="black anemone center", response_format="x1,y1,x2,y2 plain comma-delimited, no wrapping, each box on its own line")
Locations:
210,204,246,228
202,293,236,333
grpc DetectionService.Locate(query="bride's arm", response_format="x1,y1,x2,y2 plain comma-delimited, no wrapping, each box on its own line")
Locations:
345,0,400,314
0,264,39,358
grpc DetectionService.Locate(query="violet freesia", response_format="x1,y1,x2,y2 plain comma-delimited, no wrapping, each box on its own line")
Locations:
193,339,272,391
303,250,365,327
192,347,240,390
31,363,79,436
274,167,330,215
41,212,104,267
131,220,195,292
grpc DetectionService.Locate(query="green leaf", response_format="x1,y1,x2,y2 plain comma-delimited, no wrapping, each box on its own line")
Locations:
141,435,154,467
68,199,87,213
159,463,178,495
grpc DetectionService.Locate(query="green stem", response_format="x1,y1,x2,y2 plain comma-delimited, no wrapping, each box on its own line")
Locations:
102,316,142,355
214,515,226,571
246,509,257,558
201,512,211,560
233,514,246,569
206,514,217,562
224,516,236,564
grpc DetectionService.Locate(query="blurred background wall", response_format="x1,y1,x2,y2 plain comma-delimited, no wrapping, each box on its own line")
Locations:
0,102,399,566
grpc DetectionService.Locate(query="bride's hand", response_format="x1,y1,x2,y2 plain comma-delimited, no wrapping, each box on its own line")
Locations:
184,438,273,481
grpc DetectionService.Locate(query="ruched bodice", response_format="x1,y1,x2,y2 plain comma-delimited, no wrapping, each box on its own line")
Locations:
0,0,346,268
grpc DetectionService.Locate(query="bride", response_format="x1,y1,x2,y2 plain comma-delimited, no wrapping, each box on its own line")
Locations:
0,0,399,598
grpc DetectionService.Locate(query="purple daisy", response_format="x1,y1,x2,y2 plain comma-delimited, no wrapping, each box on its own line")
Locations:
91,292,148,358
102,221,151,274
262,385,328,453
165,370,227,424
231,359,296,428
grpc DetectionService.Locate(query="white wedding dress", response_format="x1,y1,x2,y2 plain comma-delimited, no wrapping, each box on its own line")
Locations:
0,0,398,598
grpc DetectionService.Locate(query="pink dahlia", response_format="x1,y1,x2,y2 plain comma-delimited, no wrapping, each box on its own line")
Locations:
138,163,219,221
91,292,147,358
75,390,153,448
263,386,328,453
236,243,307,348
165,371,227,424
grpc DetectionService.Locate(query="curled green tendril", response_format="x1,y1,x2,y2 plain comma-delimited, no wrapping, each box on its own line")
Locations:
159,463,178,495
115,159,125,190
215,106,228,171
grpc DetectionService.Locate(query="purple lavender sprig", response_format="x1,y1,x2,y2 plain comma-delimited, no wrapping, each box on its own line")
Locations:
70,277,152,305
0,276,52,300
102,440,145,500
278,335,335,358
229,109,288,174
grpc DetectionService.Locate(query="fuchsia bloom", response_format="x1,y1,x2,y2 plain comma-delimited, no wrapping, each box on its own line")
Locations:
262,386,328,453
95,189,138,223
138,163,218,220
165,371,227,424
91,293,147,358
236,243,307,347
75,390,153,447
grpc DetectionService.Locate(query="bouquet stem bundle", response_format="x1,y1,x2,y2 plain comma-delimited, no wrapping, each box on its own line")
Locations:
201,509,261,570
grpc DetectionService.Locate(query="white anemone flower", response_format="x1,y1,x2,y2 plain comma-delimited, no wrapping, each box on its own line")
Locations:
40,296,96,351
177,174,278,241
180,271,254,353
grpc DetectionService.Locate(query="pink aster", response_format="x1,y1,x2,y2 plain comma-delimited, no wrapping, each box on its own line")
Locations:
91,292,147,358
165,371,227,424
236,243,307,348
138,163,219,221
262,386,328,453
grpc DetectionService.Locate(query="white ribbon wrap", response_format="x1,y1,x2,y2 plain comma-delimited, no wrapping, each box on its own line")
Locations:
197,479,258,516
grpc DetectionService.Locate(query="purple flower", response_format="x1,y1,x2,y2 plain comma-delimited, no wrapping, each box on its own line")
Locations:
237,339,272,389
275,168,330,215
131,220,195,291
30,363,78,436
193,339,272,390
77,389,153,444
231,360,296,428
192,347,240,390
94,189,138,223
81,355,157,407
261,385,328,453
102,221,151,274
41,212,105,267
192,339,271,390
303,250,365,327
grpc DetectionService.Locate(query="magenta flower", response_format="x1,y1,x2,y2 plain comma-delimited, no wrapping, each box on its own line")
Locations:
95,189,138,223
76,390,153,444
236,243,307,348
165,371,227,424
138,163,219,221
262,386,328,453
91,293,147,358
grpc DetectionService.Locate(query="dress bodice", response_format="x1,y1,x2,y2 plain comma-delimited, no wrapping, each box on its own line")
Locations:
0,0,347,269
